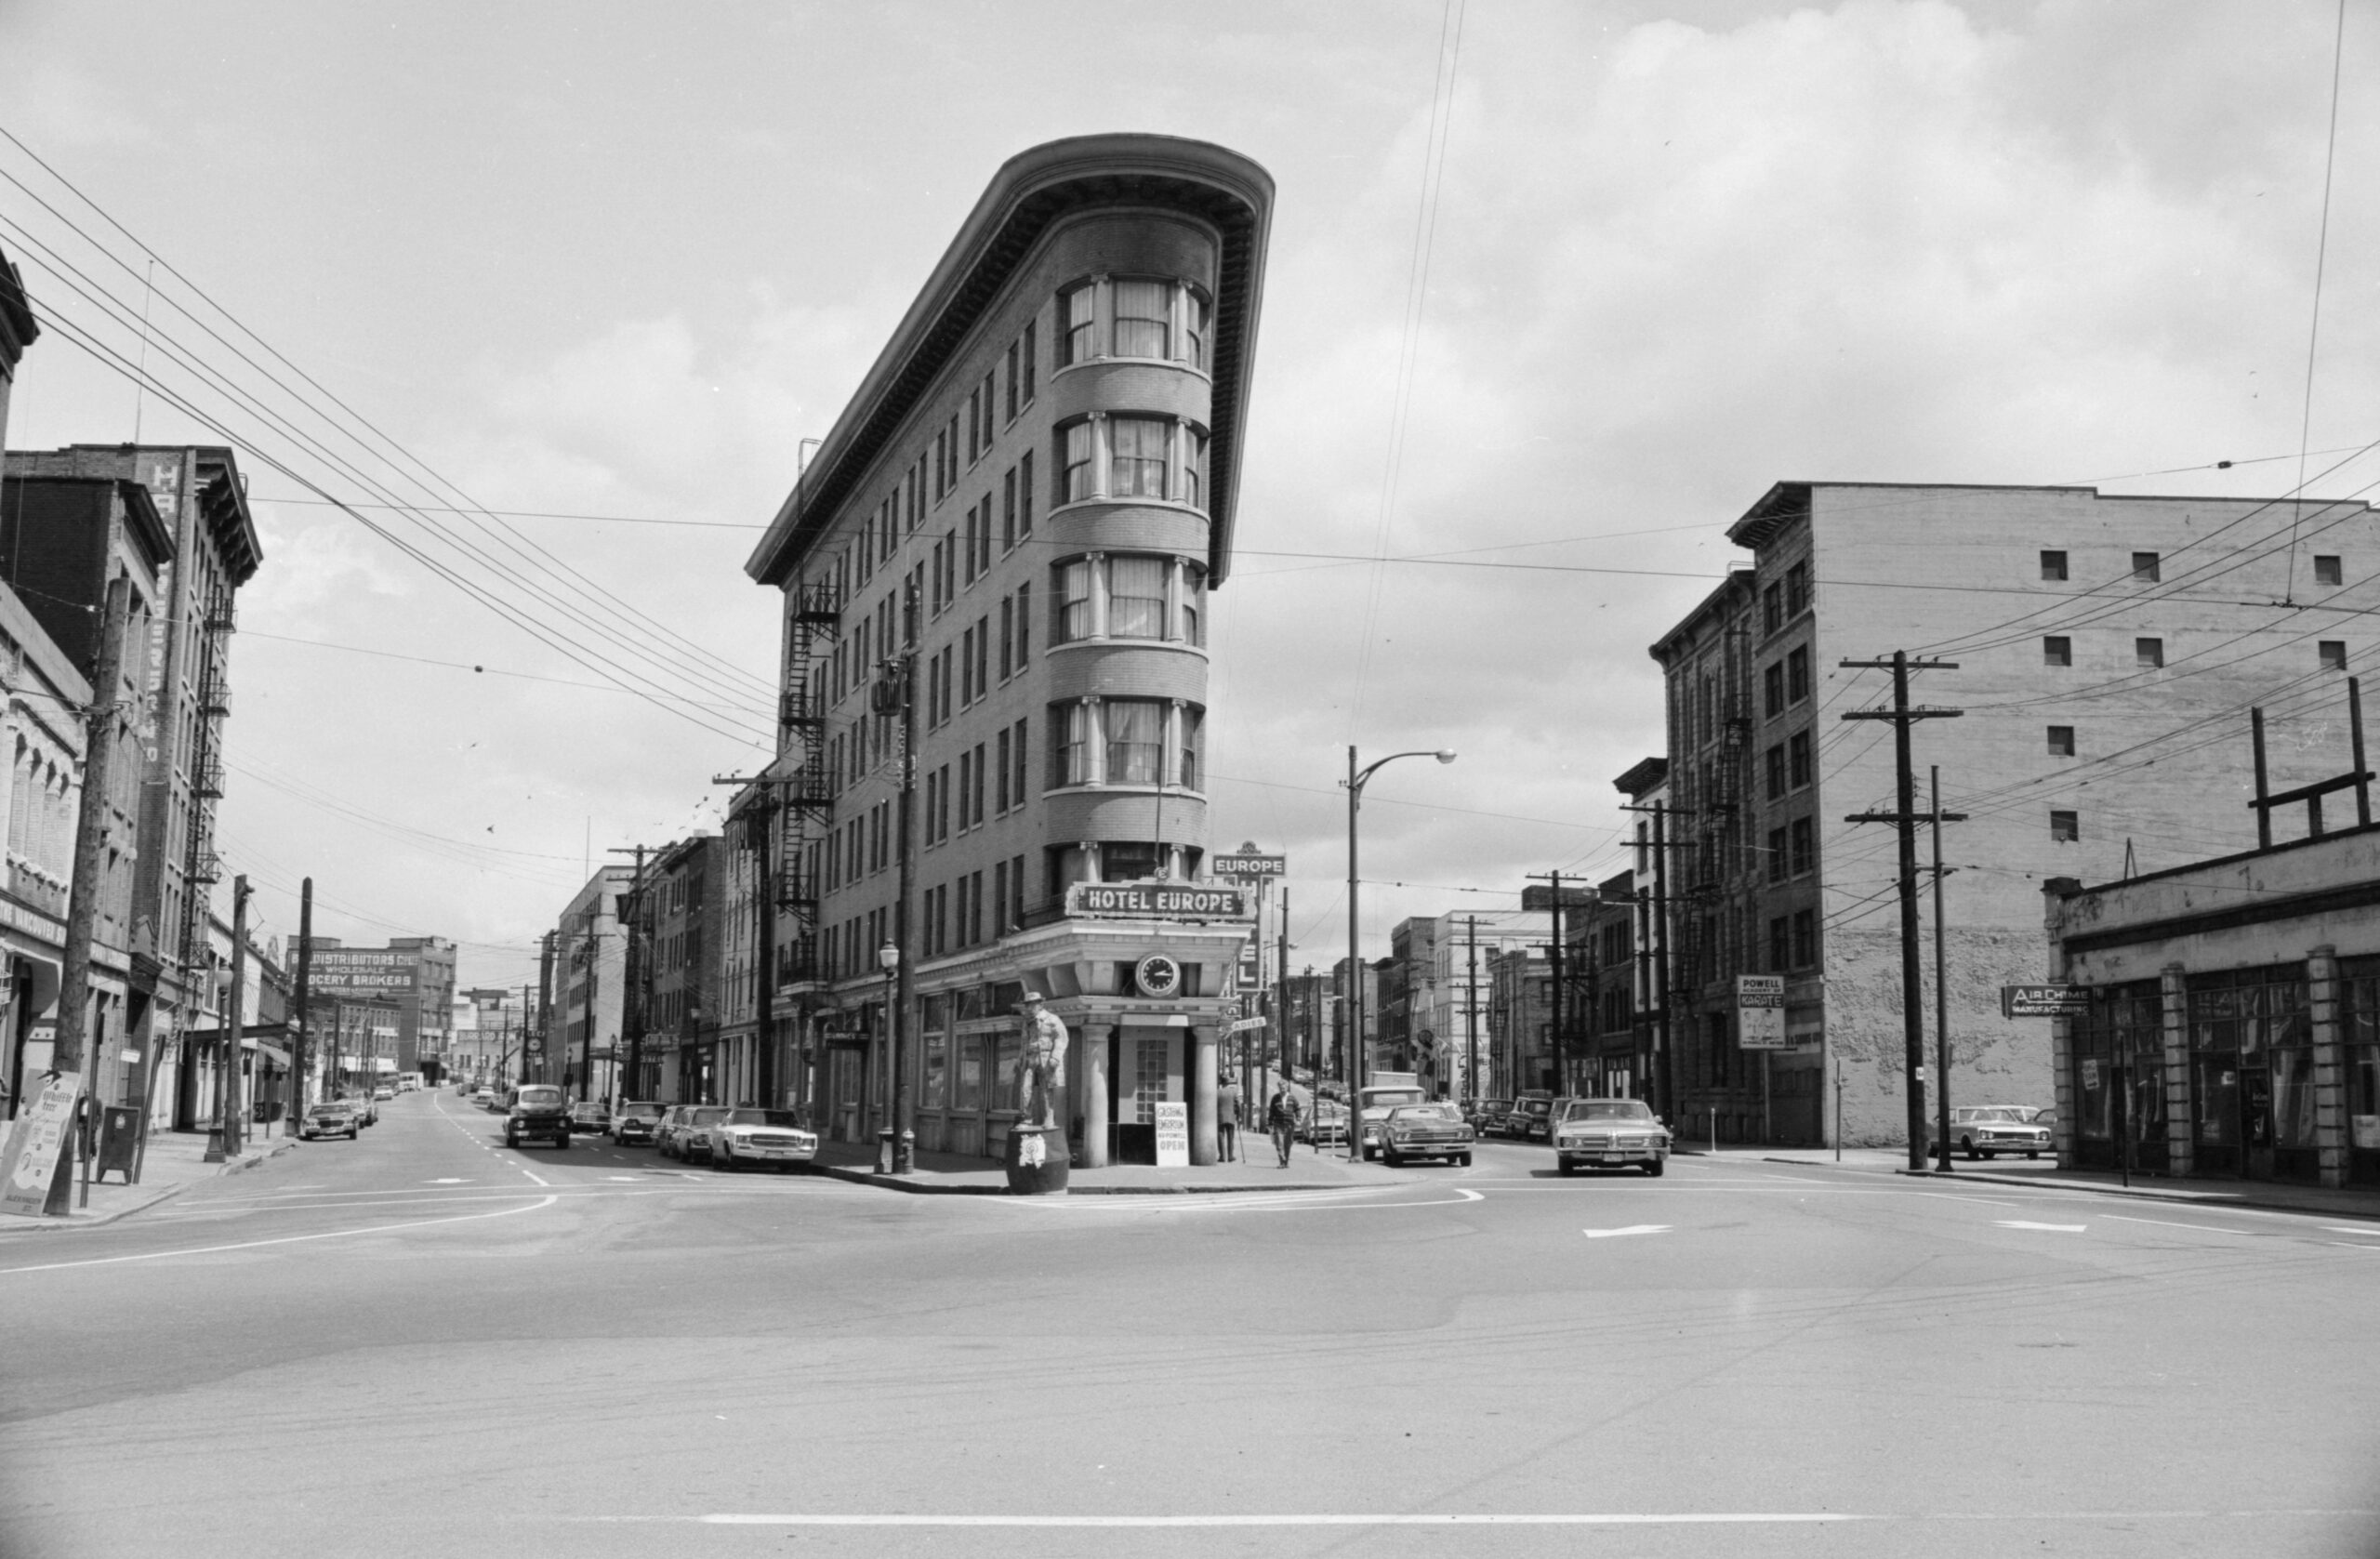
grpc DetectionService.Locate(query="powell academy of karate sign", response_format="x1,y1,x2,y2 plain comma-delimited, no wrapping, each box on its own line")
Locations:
1065,883,1250,920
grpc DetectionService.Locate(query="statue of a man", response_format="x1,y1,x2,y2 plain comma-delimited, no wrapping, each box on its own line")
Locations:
1015,990,1067,1129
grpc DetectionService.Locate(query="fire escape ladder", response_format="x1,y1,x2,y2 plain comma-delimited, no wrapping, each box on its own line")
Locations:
772,578,840,981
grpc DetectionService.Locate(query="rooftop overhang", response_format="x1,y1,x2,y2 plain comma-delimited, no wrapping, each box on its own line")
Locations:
746,134,1274,591
1611,756,1668,799
1726,482,1812,553
193,448,262,586
1647,568,1755,666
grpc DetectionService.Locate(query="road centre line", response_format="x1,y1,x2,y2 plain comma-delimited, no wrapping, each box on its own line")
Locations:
2323,1226,2380,1238
695,1513,1870,1527
0,1194,560,1275
1995,1220,2088,1232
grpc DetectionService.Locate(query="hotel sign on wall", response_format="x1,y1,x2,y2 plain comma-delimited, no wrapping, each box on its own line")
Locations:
1066,883,1249,921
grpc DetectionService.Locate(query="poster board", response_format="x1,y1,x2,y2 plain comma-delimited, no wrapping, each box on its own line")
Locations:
1152,1102,1190,1167
2,1072,82,1218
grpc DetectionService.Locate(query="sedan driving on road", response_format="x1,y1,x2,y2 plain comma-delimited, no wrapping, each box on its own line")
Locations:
503,1083,572,1150
1552,1097,1670,1176
710,1108,819,1171
1378,1103,1474,1167
611,1102,663,1145
568,1101,611,1133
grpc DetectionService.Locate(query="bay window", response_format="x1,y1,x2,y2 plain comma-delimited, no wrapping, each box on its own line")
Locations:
1180,706,1204,790
1109,416,1170,499
1063,420,1095,503
1104,700,1166,785
1059,703,1093,786
1059,283,1096,366
1180,563,1205,646
1183,429,1208,509
1183,289,1210,369
1058,560,1095,643
1108,556,1169,639
1111,279,1170,359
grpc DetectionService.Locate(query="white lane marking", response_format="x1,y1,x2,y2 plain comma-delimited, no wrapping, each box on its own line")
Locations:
1583,1224,1671,1239
2106,1214,2257,1236
2322,1226,2380,1238
2327,1241,2380,1252
519,1167,549,1188
697,1513,1869,1527
1994,1221,2086,1232
1909,1190,2025,1209
0,1195,559,1275
427,1178,469,1184
607,1175,645,1182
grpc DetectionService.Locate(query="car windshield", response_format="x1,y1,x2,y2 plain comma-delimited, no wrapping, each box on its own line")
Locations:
1960,1106,2025,1123
617,1103,663,1120
1559,1099,1654,1123
1388,1105,1462,1123
516,1087,562,1104
1519,1099,1551,1116
1363,1089,1426,1107
312,1103,349,1114
723,1109,802,1128
691,1107,730,1124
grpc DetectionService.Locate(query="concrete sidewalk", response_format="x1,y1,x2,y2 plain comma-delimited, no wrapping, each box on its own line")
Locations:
0,1122,301,1234
1731,1143,2380,1223
804,1133,1418,1195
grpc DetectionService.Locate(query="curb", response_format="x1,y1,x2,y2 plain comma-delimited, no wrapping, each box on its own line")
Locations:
0,1135,301,1235
1762,1155,2380,1225
804,1159,1408,1197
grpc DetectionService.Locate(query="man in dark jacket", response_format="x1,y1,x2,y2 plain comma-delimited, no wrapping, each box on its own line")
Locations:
1266,1089,1302,1168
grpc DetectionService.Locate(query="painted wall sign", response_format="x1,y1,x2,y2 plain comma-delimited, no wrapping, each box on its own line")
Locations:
2002,984,2089,1019
1066,883,1248,920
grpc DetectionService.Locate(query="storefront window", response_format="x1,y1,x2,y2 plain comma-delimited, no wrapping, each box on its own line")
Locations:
923,1031,947,1110
2343,969,2380,1151
994,1035,1021,1109
2272,1044,2318,1148
1133,1037,1168,1123
956,1037,985,1111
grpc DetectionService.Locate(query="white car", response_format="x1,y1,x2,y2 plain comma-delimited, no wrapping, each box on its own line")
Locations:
709,1108,818,1172
1552,1097,1670,1176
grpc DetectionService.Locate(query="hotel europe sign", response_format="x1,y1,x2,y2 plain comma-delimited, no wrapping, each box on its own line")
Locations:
1066,882,1250,921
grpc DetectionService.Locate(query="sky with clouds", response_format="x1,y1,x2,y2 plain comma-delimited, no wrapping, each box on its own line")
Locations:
0,0,2373,990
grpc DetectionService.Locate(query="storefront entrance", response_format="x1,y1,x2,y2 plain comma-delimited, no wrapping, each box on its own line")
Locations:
2185,965,2312,1182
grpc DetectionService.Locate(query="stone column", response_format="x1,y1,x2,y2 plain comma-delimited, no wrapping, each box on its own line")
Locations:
1080,1023,1111,1168
1190,1024,1220,1166
2310,944,2347,1188
2162,964,2191,1179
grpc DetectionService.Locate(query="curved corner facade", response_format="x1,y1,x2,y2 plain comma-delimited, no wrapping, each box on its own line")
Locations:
745,136,1272,1169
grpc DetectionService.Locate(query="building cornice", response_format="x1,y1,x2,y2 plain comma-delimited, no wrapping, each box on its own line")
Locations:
747,134,1273,591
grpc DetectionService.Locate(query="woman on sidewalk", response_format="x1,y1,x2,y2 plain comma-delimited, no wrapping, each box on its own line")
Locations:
1266,1089,1301,1168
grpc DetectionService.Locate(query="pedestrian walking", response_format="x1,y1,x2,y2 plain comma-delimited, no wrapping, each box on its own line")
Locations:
1216,1075,1243,1162
1266,1088,1301,1168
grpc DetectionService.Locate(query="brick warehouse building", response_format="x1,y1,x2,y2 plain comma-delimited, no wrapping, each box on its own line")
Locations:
745,135,1272,1168
1650,481,2380,1150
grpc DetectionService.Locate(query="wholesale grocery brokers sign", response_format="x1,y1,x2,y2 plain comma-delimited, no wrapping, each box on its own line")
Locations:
1066,883,1250,920
308,949,420,995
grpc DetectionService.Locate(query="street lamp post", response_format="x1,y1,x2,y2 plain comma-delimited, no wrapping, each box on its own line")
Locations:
1344,746,1457,1161
876,940,901,1173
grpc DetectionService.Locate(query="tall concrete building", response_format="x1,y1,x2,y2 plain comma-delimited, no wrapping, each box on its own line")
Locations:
745,135,1272,1166
553,865,630,1099
4,443,261,1129
1650,481,2380,1149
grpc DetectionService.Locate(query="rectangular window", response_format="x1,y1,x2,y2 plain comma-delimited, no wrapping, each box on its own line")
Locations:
1785,561,1808,616
1059,560,1093,642
1060,284,1095,365
936,763,950,841
2132,551,2160,582
1002,468,1017,551
1063,422,1094,503
1180,706,1203,790
1769,917,1790,974
996,727,1012,813
1106,700,1164,785
1180,565,1203,645
1790,817,1814,878
1764,663,1785,719
1765,744,1787,800
1004,341,1019,423
1183,429,1207,510
2043,636,2071,667
1021,321,1036,405
1762,585,1782,637
1786,646,1809,704
980,371,995,454
2041,549,2068,582
1108,556,1168,638
2047,724,2076,757
1112,278,1170,358
1183,287,1209,369
967,387,982,463
999,596,1014,679
922,771,938,850
2316,554,2343,586
2051,809,2080,842
1788,731,1811,788
932,428,947,500
1060,704,1091,786
1108,416,1169,498
2135,637,2163,668
1792,909,1816,970
2322,641,2348,670
972,741,986,824
1766,826,1788,884
993,860,1008,938
1012,718,1028,805
957,750,972,831
1016,581,1031,662
963,508,978,585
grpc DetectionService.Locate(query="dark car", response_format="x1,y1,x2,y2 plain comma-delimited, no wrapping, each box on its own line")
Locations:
1503,1094,1554,1143
503,1083,572,1150
611,1101,664,1145
1468,1097,1513,1133
1378,1103,1474,1167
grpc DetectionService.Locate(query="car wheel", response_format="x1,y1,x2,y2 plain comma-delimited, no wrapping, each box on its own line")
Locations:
2025,1151,2040,1159
1645,1159,1664,1177
505,1130,518,1149
1382,1149,1402,1167
1964,1138,1980,1161
1458,1153,1473,1167
348,1128,359,1140
718,1147,736,1172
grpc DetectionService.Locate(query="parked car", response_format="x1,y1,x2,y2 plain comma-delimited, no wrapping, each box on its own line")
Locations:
1299,1097,1349,1146
503,1083,572,1150
472,1086,500,1110
299,1101,360,1141
611,1101,664,1145
1551,1097,1671,1176
344,1092,378,1127
675,1105,734,1164
373,1085,395,1102
568,1101,611,1133
1503,1094,1554,1143
1931,1105,2052,1161
1467,1097,1513,1132
1354,1082,1431,1161
711,1108,820,1171
1378,1103,1474,1167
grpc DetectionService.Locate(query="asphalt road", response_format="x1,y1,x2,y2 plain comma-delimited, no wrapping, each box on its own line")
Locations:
4,1088,2378,1559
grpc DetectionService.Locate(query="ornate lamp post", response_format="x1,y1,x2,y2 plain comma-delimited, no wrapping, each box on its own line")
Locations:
876,938,907,1173
1343,746,1456,1160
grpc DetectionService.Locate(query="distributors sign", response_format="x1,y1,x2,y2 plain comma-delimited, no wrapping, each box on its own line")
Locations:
1737,974,1787,1050
309,949,420,996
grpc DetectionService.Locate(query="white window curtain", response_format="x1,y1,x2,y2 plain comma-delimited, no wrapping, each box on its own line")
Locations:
1107,557,1168,639
1062,702,1093,786
1111,279,1170,359
1061,284,1096,365
1108,416,1169,499
1105,700,1165,785
1059,560,1094,642
1063,421,1096,503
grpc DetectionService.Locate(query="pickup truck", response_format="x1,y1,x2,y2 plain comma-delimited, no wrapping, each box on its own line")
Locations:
1354,1073,1431,1161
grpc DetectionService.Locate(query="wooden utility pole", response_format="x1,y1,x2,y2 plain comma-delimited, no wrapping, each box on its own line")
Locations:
220,877,250,1156
1840,651,1964,1172
1464,915,1479,1107
54,576,129,1087
535,932,555,1087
